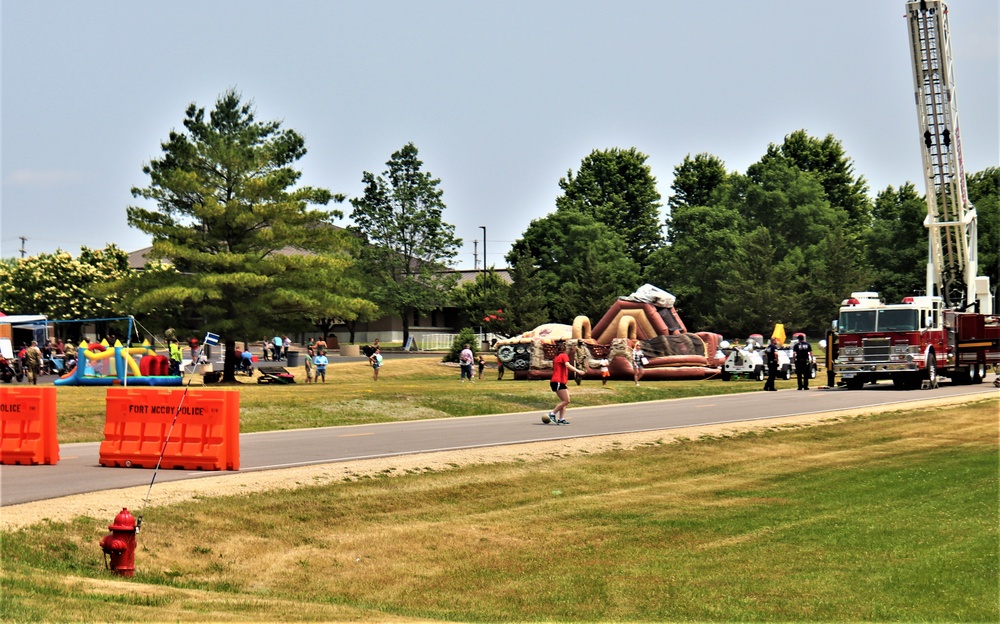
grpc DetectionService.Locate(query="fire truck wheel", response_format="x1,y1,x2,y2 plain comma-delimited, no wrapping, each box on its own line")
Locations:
845,377,864,391
926,355,938,386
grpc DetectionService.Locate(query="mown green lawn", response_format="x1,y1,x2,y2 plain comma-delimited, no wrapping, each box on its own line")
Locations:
53,356,789,442
2,399,996,622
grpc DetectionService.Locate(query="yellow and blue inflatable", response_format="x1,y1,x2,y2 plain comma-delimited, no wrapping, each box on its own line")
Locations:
54,339,182,386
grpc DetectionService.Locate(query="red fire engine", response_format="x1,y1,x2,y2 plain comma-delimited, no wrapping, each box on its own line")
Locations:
835,292,997,389
833,1,999,390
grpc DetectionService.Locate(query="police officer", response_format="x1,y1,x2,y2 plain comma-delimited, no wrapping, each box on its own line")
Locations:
762,337,779,391
792,334,813,390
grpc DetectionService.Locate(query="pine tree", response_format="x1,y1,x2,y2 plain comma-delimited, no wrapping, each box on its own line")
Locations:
125,89,374,380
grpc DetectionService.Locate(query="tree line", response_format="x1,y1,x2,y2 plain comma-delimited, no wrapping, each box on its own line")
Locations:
1,90,997,380
466,134,998,339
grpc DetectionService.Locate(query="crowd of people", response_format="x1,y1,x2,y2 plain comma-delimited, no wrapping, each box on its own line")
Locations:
1,338,80,385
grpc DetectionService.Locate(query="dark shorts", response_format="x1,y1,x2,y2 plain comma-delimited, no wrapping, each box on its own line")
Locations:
550,381,567,392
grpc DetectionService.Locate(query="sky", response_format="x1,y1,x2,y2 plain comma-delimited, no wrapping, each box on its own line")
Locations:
2,0,997,267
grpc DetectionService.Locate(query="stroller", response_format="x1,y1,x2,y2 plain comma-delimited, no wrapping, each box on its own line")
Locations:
0,356,24,383
236,350,255,376
257,367,295,384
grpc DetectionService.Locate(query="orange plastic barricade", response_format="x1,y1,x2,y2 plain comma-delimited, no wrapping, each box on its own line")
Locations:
100,388,240,471
0,386,60,465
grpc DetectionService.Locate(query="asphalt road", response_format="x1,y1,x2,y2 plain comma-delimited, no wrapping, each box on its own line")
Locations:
2,382,996,506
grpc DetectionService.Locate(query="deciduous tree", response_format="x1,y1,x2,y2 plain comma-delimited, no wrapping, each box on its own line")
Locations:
759,130,872,235
557,147,663,269
451,269,514,337
967,167,999,310
507,210,639,324
0,245,132,340
864,183,928,302
349,143,461,346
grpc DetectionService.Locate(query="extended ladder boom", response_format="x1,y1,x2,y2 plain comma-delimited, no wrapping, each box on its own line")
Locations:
905,0,986,312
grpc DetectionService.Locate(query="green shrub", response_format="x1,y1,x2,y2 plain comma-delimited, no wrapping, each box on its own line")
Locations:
443,328,478,363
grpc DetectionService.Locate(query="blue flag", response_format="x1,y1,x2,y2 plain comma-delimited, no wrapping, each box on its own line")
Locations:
204,332,220,346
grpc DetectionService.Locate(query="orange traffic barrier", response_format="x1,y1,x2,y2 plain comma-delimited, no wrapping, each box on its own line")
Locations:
100,388,240,470
1,386,60,465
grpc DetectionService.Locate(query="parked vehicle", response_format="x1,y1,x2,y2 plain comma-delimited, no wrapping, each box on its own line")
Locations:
0,355,24,383
720,337,791,381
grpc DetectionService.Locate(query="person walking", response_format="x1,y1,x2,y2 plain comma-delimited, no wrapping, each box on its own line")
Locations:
304,347,315,384
24,341,42,385
272,335,283,361
546,341,584,425
632,343,647,386
459,343,474,382
573,341,588,385
369,347,383,381
792,334,813,390
313,349,328,383
762,337,779,391
477,354,486,380
496,353,505,380
599,357,610,386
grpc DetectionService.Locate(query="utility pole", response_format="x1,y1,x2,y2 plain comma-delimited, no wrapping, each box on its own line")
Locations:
19,236,28,258
479,226,487,297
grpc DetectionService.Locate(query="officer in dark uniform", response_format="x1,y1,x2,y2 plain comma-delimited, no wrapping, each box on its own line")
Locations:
762,337,779,391
792,334,813,390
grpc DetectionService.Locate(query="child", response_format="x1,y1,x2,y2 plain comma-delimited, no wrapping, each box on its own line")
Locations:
313,349,328,383
369,347,383,381
477,355,486,380
599,358,610,386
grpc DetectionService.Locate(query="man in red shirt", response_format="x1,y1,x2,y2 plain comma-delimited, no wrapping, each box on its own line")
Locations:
546,341,584,425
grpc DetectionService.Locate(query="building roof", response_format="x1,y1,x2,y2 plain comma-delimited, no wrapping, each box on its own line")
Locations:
128,247,157,269
130,246,511,285
452,268,512,286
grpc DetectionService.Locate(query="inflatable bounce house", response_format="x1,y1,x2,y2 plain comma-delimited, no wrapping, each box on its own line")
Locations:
54,339,182,386
494,284,725,381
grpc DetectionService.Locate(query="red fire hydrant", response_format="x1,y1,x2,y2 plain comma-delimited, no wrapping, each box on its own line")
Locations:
100,508,137,577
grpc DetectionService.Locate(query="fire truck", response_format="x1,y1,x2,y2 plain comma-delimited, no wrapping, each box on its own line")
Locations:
833,0,1000,390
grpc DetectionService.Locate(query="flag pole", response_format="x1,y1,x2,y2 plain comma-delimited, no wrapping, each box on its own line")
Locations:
136,331,219,531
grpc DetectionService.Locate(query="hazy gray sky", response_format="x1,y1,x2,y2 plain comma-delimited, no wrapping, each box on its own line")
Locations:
2,0,997,266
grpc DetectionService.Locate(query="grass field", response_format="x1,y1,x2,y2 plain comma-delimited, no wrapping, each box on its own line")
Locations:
52,356,792,443
2,399,996,622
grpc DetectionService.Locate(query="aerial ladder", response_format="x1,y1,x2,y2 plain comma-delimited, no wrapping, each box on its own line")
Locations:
905,0,991,314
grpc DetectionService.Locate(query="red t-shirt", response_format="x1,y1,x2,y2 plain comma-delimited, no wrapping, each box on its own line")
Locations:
551,352,569,384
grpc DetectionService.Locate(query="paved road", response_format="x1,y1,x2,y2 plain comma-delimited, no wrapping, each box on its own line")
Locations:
2,383,995,506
